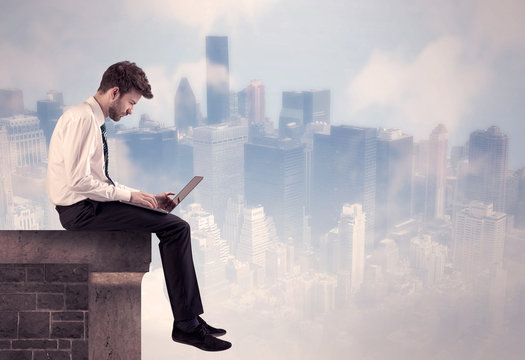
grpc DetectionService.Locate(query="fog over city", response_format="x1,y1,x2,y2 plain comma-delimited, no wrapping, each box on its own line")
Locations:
2,1,525,359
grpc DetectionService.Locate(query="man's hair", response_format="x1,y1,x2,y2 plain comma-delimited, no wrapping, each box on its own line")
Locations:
98,61,153,99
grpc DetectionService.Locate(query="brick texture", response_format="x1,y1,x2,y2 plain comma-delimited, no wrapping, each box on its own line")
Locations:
0,351,32,360
0,312,17,338
0,263,88,360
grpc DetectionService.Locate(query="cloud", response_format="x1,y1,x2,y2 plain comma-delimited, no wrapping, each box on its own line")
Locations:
141,266,175,359
140,59,242,123
126,0,279,34
139,60,207,125
469,0,525,56
347,36,490,138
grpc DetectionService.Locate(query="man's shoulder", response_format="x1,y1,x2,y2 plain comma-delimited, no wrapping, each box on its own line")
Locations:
64,101,92,117
59,101,94,124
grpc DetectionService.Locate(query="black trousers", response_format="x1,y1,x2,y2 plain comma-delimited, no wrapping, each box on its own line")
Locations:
56,199,204,321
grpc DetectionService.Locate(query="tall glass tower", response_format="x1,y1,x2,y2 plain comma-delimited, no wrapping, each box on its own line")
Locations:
193,124,248,225
425,124,448,220
375,128,413,239
278,89,330,139
467,126,508,212
312,125,377,249
244,136,306,246
174,77,199,133
206,36,230,125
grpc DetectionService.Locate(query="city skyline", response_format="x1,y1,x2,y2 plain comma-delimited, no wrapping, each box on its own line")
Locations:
2,1,525,359
2,1,524,167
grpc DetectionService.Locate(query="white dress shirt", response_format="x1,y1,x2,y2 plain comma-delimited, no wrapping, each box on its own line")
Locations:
46,96,138,206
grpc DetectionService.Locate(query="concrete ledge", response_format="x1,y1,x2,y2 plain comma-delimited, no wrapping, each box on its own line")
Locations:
0,230,151,360
0,231,150,272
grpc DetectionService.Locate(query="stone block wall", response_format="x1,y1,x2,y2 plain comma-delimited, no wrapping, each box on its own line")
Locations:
0,231,151,360
0,264,89,360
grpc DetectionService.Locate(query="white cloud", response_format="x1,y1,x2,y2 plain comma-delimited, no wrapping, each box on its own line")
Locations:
126,0,279,34
348,36,490,138
139,60,207,125
141,267,174,359
469,0,525,55
140,59,242,123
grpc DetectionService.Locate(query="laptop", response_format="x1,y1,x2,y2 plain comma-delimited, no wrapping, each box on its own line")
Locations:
120,176,203,214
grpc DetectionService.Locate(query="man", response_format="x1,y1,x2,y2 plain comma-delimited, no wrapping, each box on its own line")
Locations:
46,61,231,352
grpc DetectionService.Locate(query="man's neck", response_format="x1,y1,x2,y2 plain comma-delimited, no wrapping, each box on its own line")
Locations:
93,92,109,118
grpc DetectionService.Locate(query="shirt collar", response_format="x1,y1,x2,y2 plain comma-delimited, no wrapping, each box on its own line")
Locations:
86,96,106,127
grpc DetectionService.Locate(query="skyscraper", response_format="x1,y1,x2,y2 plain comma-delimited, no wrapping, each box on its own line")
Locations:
37,90,63,144
0,115,47,169
375,128,413,238
237,206,278,269
238,79,266,125
193,123,248,225
303,89,330,125
453,201,506,279
0,125,13,228
467,126,508,212
338,204,366,293
425,124,448,220
113,117,178,177
506,168,525,229
0,89,24,117
278,91,304,139
278,89,330,139
311,125,377,248
174,77,200,133
206,36,230,124
244,136,306,245
182,203,229,295
409,234,448,286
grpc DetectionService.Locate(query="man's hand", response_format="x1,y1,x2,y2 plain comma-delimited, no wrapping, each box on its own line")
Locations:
155,192,177,212
130,191,159,209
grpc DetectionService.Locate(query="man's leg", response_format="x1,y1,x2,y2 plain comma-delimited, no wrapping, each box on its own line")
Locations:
56,199,231,351
56,199,203,320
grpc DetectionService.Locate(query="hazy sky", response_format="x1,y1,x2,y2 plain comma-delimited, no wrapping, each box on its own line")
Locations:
2,0,525,167
2,2,525,358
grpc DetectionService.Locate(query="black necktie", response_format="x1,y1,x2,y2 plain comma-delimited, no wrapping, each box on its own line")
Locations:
100,123,114,185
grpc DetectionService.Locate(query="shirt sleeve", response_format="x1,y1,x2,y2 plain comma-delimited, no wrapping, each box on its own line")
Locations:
61,114,133,202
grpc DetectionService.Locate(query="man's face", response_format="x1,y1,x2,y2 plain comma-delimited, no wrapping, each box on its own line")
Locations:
108,88,142,122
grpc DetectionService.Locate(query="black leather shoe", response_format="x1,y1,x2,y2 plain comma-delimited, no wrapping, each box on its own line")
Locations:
197,316,227,337
172,323,232,352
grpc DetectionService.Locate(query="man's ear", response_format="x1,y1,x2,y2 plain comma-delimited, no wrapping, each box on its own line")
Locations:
110,87,120,100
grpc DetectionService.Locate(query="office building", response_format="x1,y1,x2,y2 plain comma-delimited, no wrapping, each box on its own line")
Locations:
311,125,377,248
425,124,448,220
375,128,413,238
113,116,178,177
181,204,229,295
244,136,306,245
206,36,230,124
409,234,448,286
193,123,248,225
453,201,506,279
174,77,201,133
0,126,13,228
303,89,330,125
338,204,366,293
506,168,525,229
278,89,330,139
0,89,24,117
237,206,278,269
37,90,63,144
0,115,47,169
238,79,266,125
467,126,509,212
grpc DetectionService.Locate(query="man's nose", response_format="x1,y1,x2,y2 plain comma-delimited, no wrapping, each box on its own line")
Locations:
127,106,133,115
